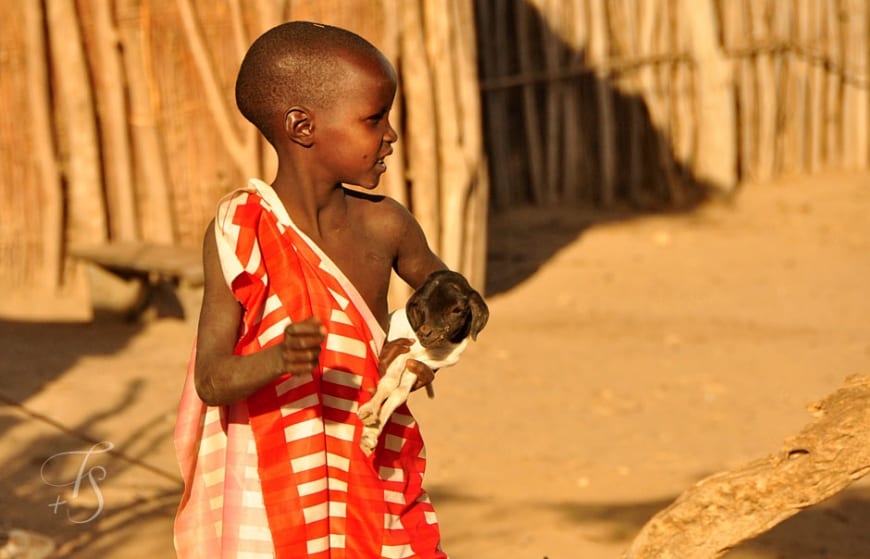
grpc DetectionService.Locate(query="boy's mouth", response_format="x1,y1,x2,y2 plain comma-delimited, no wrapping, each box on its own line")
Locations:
375,149,392,170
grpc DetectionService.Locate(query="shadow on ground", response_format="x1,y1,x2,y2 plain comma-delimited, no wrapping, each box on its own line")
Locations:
0,317,183,557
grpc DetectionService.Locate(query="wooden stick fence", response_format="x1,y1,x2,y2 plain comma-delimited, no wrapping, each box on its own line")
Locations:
476,0,870,210
0,0,488,300
2,0,869,296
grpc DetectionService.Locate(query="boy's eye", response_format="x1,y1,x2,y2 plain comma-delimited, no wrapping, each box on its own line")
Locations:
368,109,389,122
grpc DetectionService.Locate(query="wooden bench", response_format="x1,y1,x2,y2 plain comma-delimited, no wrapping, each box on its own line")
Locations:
70,242,203,321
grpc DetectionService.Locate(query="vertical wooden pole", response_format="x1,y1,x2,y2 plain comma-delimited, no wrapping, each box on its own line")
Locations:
781,0,804,174
824,0,843,168
453,0,488,290
587,0,617,206
540,0,563,205
25,0,63,288
515,0,546,204
616,0,646,205
379,0,408,209
561,0,589,204
424,0,469,270
477,0,515,209
669,0,694,182
684,0,737,192
641,0,681,205
89,0,138,241
178,0,258,178
46,0,108,246
725,0,752,181
400,0,440,253
749,0,776,181
769,2,794,175
818,0,832,167
116,0,175,243
842,0,868,168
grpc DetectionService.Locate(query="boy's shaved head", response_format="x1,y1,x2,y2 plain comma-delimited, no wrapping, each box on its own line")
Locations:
235,21,386,145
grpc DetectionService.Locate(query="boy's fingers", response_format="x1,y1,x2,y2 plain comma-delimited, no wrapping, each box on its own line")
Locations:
286,316,326,333
406,359,435,390
285,334,324,349
283,347,320,362
284,317,327,349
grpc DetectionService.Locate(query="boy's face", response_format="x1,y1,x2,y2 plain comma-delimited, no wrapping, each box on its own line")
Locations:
312,52,398,189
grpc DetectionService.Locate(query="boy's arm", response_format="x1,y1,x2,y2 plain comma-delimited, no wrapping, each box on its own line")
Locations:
193,221,325,406
387,203,444,390
391,203,447,290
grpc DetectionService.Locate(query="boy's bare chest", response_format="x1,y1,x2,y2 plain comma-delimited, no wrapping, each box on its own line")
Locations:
318,230,394,327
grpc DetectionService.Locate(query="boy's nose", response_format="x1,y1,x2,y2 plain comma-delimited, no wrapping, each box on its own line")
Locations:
385,120,398,143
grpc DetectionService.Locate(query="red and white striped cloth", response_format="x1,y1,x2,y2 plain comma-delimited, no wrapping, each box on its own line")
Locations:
174,179,447,558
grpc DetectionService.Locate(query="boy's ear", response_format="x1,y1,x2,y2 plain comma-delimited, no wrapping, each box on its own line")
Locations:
284,107,314,147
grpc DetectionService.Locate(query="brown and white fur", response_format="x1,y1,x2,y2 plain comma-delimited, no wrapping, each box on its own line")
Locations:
358,270,489,454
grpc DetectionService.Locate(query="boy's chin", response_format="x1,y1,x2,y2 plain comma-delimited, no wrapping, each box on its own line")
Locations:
344,177,382,191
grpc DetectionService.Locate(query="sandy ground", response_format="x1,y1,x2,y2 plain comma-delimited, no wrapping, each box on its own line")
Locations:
1,171,868,558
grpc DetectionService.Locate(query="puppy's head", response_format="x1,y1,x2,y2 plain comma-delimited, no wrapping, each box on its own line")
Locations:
406,270,489,349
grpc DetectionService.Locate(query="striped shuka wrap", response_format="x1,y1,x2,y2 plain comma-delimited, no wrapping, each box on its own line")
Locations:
174,179,447,558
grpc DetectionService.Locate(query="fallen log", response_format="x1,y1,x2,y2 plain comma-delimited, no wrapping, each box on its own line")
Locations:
625,375,870,559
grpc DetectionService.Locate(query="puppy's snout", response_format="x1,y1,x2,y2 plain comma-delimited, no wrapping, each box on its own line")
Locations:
417,324,434,339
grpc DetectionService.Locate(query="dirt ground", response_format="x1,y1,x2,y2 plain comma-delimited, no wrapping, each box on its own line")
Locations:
1,171,868,559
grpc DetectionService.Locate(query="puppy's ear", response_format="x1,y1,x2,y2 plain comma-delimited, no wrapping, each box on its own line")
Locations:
467,291,489,340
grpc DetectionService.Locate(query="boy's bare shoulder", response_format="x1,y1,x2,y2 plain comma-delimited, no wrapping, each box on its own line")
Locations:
345,188,415,236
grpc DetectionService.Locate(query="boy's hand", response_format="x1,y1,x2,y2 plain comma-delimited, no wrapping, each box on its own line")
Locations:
406,359,435,392
378,338,413,376
377,339,434,392
280,316,326,375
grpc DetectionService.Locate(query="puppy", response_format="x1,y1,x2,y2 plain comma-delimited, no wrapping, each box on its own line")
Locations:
358,270,489,454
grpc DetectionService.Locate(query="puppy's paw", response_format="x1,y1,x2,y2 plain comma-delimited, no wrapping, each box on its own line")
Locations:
360,428,379,455
358,402,379,426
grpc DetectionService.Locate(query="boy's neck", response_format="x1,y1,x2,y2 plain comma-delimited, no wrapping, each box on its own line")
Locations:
270,165,348,241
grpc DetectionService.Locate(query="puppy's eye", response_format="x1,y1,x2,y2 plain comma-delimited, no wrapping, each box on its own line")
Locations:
450,306,464,315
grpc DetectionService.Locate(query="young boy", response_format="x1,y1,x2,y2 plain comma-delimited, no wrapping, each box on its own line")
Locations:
174,21,450,558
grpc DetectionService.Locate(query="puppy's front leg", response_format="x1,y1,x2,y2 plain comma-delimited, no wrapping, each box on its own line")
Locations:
376,369,417,430
358,354,408,426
